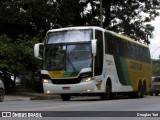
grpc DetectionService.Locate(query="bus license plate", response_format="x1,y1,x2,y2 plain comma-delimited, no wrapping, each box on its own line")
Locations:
62,87,70,90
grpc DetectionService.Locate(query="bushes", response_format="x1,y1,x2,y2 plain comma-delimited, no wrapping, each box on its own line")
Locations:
0,34,41,75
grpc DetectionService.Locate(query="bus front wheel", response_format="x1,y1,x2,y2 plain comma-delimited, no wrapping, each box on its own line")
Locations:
0,90,4,102
100,84,111,100
61,94,71,101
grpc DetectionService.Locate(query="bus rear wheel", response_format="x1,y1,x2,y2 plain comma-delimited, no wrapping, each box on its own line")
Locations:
61,94,71,101
136,82,144,98
129,82,144,98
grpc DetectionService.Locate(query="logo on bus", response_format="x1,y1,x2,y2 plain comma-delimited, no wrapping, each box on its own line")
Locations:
130,62,142,70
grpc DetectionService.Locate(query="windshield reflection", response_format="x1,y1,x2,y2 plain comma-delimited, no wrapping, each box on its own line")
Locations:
44,44,92,72
45,46,65,70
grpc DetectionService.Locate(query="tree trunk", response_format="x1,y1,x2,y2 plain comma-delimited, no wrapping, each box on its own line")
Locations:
103,0,111,29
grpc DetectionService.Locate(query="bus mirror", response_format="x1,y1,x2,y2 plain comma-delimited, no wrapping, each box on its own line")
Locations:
91,39,97,56
34,43,44,60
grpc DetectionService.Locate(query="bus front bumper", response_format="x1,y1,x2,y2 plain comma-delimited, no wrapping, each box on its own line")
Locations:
43,80,104,95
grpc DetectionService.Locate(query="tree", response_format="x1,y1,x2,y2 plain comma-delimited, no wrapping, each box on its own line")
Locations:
152,59,160,76
54,0,83,27
0,0,58,39
0,34,41,74
81,0,160,44
1,0,159,44
0,0,33,39
0,0,160,75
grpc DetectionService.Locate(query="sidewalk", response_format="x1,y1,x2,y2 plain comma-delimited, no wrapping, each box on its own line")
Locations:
4,95,30,102
4,92,60,102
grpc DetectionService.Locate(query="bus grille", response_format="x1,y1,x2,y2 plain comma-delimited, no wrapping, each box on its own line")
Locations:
51,78,81,84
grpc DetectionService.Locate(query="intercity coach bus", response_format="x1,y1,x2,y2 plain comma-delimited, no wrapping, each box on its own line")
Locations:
34,26,151,101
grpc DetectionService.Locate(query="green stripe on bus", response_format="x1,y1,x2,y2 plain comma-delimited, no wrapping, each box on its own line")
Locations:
114,56,131,85
61,71,79,78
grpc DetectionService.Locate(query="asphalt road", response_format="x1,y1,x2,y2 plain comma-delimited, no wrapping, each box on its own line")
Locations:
0,95,160,120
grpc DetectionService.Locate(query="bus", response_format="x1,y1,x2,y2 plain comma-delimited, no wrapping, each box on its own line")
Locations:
34,26,151,101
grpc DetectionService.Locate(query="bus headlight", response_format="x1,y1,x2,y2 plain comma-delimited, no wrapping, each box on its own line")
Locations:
43,79,52,84
81,77,92,82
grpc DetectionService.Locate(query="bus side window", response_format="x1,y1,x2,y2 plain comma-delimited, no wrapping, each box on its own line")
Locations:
105,32,118,55
105,32,108,53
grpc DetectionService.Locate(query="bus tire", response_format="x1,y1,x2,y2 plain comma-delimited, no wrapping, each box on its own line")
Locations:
0,89,4,102
150,92,153,96
130,82,144,98
61,94,71,101
100,83,111,100
155,92,159,96
136,82,144,98
143,81,147,95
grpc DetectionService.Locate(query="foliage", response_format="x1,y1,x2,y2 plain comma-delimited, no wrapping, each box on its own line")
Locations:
152,59,160,76
0,0,57,38
0,0,160,74
0,35,41,74
0,0,159,43
81,0,159,44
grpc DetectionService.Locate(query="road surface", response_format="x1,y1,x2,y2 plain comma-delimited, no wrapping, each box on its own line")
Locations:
0,95,160,120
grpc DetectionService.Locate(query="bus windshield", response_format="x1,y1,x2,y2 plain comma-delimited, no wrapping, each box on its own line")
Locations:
44,43,92,72
46,29,92,43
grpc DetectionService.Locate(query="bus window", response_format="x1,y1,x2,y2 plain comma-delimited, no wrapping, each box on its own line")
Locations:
95,30,103,76
105,32,119,55
105,32,108,53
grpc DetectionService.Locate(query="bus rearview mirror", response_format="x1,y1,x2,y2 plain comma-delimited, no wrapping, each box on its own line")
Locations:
34,43,44,60
91,39,97,56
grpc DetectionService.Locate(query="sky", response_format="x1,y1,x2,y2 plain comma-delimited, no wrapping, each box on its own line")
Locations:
149,16,160,59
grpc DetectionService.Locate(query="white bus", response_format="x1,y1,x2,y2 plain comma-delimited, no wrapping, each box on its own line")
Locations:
34,26,151,101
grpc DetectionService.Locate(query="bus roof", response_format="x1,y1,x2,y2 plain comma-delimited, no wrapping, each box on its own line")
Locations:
47,26,105,33
47,26,149,48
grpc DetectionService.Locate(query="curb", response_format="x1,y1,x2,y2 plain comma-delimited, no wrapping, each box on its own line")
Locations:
4,95,31,102
17,93,60,100
4,93,60,102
